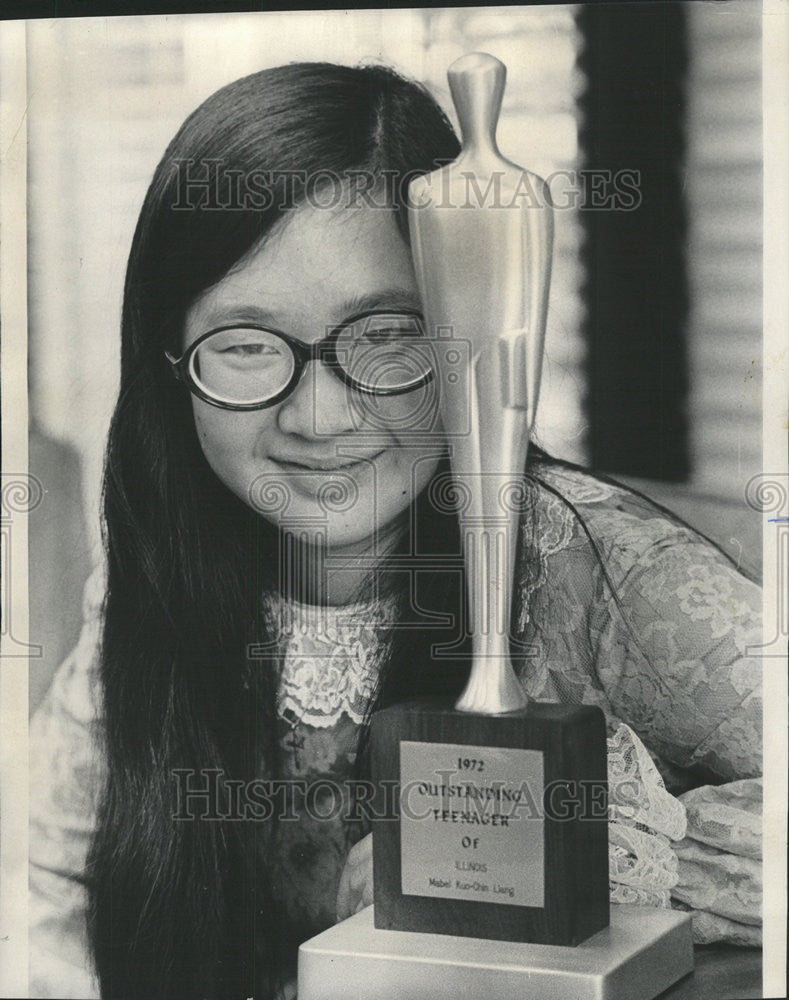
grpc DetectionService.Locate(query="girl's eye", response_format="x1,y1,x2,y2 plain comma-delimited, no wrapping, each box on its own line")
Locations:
359,315,425,343
362,327,404,343
222,343,277,356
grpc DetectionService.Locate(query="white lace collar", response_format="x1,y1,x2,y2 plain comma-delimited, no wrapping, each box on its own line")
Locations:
266,592,394,729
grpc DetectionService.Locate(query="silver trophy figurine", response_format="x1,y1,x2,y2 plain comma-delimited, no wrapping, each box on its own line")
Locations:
408,52,553,714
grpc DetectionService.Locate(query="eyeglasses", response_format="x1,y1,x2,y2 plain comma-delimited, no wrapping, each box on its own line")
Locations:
165,309,434,411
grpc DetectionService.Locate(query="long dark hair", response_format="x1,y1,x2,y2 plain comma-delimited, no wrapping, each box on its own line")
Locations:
86,63,467,1000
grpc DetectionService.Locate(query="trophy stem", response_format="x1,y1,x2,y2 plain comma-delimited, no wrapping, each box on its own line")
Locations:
452,389,530,716
455,519,528,715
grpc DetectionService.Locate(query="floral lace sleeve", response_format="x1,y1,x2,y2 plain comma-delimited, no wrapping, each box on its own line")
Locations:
29,566,105,999
517,466,763,945
591,517,761,784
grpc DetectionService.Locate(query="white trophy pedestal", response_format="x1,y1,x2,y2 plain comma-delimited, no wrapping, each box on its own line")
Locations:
298,903,693,1000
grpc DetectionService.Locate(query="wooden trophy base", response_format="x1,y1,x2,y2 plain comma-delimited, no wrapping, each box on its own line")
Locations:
298,904,694,1000
370,698,609,946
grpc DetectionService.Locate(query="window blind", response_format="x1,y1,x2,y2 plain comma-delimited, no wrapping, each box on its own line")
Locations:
685,1,762,500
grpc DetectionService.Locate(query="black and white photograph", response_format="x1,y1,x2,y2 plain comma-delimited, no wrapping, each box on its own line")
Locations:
0,3,786,998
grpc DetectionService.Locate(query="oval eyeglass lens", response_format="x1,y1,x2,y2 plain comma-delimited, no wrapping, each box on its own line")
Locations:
190,328,296,405
337,313,433,392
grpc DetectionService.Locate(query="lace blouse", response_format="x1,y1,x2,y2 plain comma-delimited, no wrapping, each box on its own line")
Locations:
28,465,763,997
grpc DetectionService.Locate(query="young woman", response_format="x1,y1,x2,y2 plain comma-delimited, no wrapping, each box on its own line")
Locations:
29,63,762,999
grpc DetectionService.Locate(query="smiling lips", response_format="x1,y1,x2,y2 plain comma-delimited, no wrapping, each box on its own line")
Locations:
271,451,383,472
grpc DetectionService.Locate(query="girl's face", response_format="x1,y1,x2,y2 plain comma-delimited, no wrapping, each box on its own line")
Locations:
183,202,444,557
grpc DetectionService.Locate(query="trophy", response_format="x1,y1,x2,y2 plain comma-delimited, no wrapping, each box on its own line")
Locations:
370,50,608,947
299,53,693,999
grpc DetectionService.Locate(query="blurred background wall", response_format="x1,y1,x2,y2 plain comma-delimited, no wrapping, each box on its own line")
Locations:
685,1,762,496
26,3,763,711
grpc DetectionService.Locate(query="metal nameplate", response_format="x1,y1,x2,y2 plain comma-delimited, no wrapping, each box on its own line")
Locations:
399,740,545,907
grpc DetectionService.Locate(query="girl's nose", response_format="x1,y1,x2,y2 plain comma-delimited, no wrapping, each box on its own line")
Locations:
275,360,356,439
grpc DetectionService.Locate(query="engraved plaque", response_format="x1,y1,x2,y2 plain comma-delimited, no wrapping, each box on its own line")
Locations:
371,699,609,944
399,741,544,907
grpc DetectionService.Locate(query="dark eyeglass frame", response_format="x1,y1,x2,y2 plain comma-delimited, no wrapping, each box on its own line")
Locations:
165,308,434,411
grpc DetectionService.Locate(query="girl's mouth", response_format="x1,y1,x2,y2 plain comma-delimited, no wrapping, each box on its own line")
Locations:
271,452,383,473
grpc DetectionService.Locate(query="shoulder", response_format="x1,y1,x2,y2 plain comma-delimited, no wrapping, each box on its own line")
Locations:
30,562,106,814
28,564,106,999
36,562,106,729
29,569,104,892
530,462,688,540
521,461,761,659
526,460,754,585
